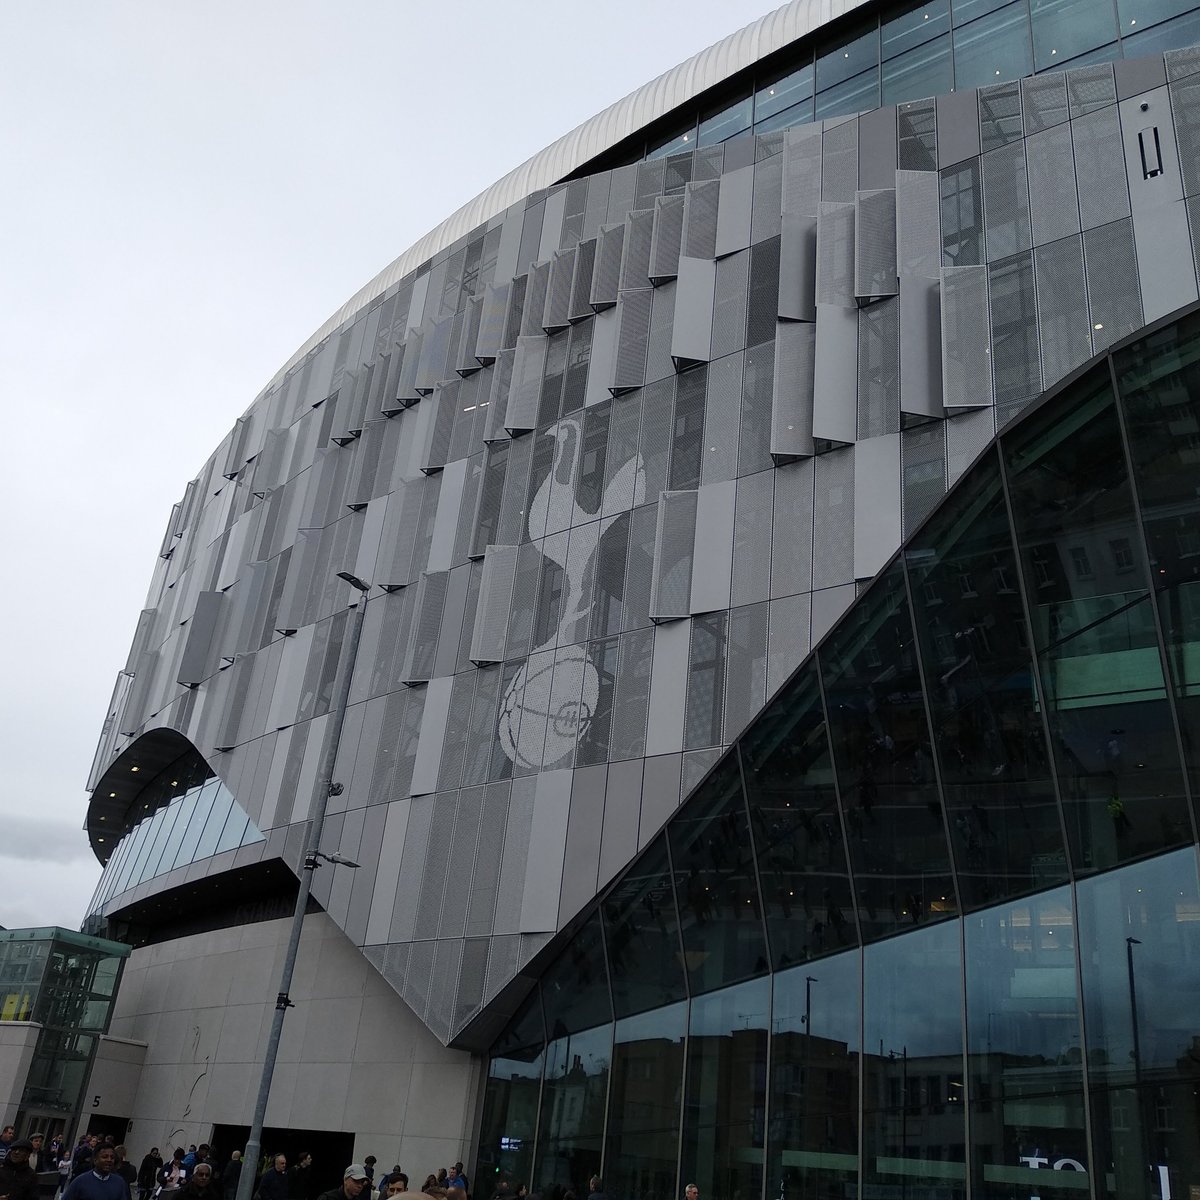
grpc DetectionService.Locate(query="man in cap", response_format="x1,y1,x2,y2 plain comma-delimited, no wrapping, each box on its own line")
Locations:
0,1139,40,1200
316,1166,370,1200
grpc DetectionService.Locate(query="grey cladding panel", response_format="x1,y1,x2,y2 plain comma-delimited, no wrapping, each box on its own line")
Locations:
177,591,223,687
621,209,655,291
671,257,715,366
401,571,450,684
569,238,597,323
476,282,508,364
650,490,698,621
1025,124,1080,246
778,212,817,321
522,261,552,338
471,545,518,664
772,320,816,460
1022,72,1069,134
649,194,685,283
854,189,898,299
782,125,822,217
816,202,855,308
591,223,625,310
545,249,575,332
940,266,992,409
936,88,981,167
1073,106,1132,230
812,304,858,446
683,179,720,259
506,336,548,432
612,289,653,393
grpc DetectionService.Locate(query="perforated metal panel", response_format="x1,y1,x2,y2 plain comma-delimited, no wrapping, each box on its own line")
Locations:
979,81,1023,154
395,328,423,403
612,289,653,393
569,238,597,323
609,626,654,760
946,407,996,483
1022,72,1069,135
816,202,856,307
855,189,898,299
811,447,855,590
506,336,548,432
1067,63,1117,119
649,194,685,283
545,248,575,332
700,354,742,486
731,470,773,608
683,179,720,259
437,674,478,795
772,320,816,461
751,151,784,244
1035,234,1091,387
522,260,552,338
940,266,992,409
1084,218,1144,352
591,223,625,311
1024,123,1081,248
650,490,698,621
723,601,769,743
415,315,454,395
503,273,527,349
621,209,656,291
645,281,678,383
783,124,823,216
476,281,508,366
897,99,937,171
484,349,515,442
857,298,901,438
741,339,777,474
400,570,449,683
711,249,751,358
901,422,946,536
505,541,543,661
419,381,459,474
1171,71,1200,198
452,936,491,1036
982,142,1032,262
822,119,858,202
683,612,726,750
1073,106,1132,230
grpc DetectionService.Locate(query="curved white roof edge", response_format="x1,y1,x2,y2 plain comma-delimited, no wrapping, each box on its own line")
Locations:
267,0,868,391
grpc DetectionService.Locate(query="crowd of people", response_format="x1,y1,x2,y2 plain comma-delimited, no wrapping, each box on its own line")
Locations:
0,1134,648,1200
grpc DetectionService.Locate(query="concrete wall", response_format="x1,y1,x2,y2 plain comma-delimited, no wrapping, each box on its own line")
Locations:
106,913,481,1168
89,1035,148,1131
0,1022,41,1126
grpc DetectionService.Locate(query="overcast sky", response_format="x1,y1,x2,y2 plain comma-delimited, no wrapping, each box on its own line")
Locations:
0,1,769,931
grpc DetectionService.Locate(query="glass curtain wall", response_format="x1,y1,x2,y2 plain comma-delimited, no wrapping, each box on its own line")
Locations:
479,312,1200,1200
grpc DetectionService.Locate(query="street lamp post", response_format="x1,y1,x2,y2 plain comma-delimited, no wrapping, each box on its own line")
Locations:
235,573,373,1200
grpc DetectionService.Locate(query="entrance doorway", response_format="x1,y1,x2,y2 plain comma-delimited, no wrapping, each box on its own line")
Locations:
210,1126,356,1199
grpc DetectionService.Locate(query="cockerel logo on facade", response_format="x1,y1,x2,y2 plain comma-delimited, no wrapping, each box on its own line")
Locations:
498,415,645,769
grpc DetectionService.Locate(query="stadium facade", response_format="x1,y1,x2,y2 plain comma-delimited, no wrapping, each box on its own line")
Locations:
78,0,1200,1196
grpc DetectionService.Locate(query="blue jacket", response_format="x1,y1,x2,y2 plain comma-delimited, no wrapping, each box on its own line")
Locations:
63,1172,130,1200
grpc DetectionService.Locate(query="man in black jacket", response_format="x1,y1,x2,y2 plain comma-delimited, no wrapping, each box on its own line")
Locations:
315,1166,369,1200
0,1140,44,1200
256,1157,290,1200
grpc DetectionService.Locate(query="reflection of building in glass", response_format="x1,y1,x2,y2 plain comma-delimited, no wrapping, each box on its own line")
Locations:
0,929,129,1140
81,0,1200,1193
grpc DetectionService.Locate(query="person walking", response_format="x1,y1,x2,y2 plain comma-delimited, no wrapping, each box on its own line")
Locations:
255,1156,289,1200
221,1154,242,1200
113,1149,137,1200
179,1165,218,1200
315,1167,370,1200
61,1146,129,1200
0,1139,42,1200
136,1151,162,1200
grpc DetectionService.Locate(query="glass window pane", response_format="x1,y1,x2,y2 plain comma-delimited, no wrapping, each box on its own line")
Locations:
882,33,953,105
863,920,966,1198
953,3,1033,90
668,755,769,993
883,0,952,59
739,661,857,969
753,99,815,135
1122,8,1200,54
215,805,250,855
143,798,185,879
542,912,612,1036
698,95,752,147
159,789,197,874
1117,311,1200,806
1117,0,1200,35
647,124,697,160
603,834,687,1016
127,811,161,888
815,69,882,120
1075,849,1200,1200
193,781,236,861
537,1017,609,1194
1030,0,1118,71
820,560,958,942
681,977,769,1200
1003,369,1190,873
769,953,861,1199
478,993,544,1187
170,788,207,870
952,0,1013,21
965,888,1087,1199
605,1001,686,1200
906,450,1068,907
816,26,880,91
941,160,984,267
755,63,814,122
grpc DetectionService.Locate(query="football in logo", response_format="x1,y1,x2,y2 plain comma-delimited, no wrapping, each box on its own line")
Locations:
499,644,600,770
